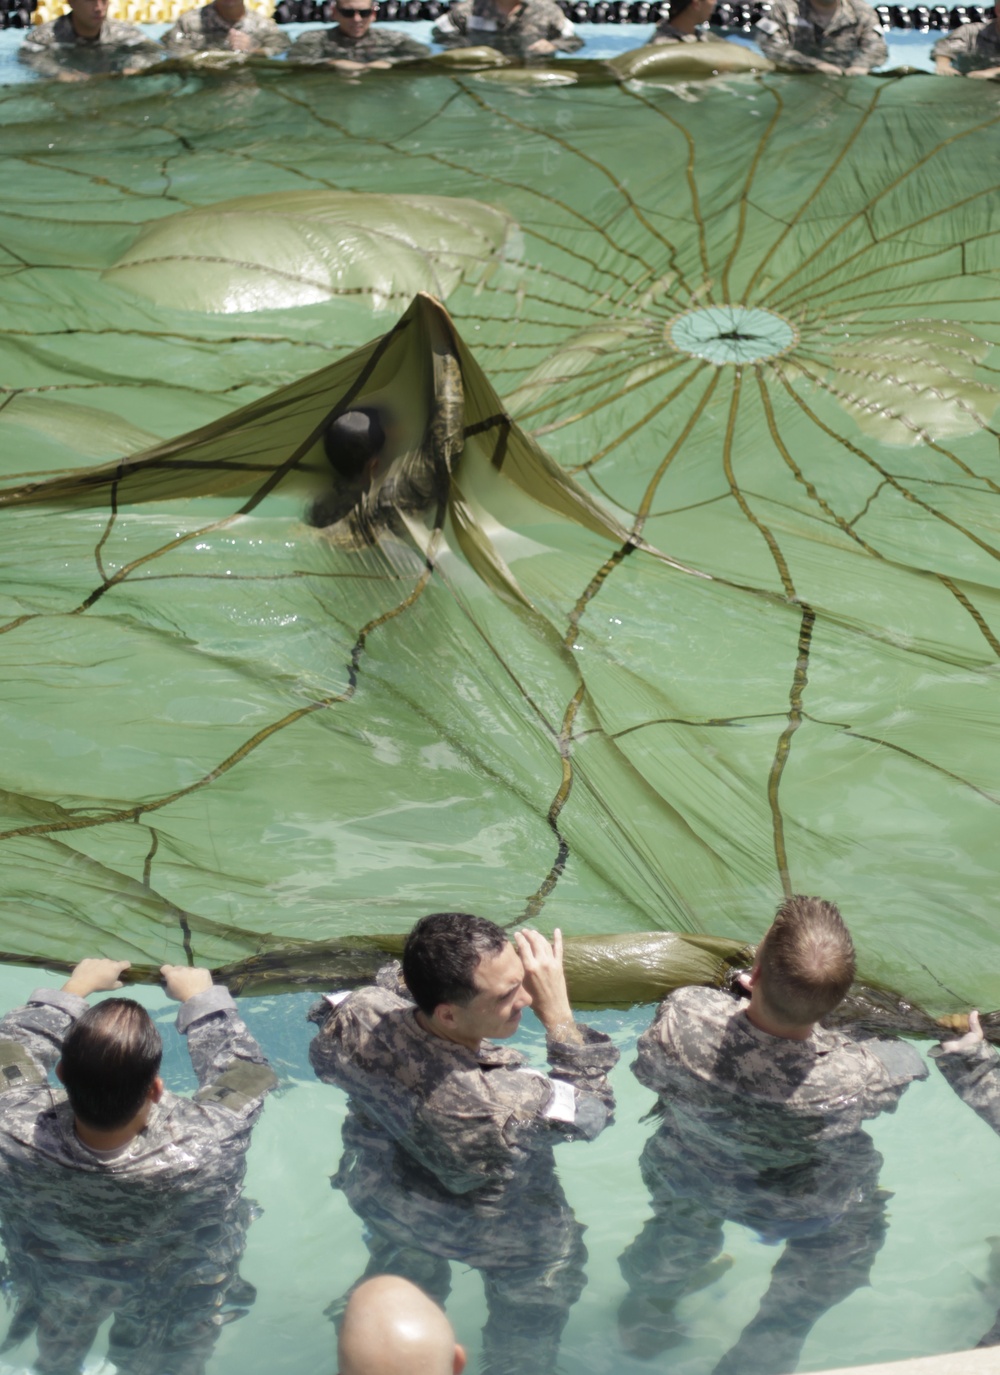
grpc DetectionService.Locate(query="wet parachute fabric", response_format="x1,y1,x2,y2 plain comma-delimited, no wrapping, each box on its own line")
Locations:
1,65,1000,1009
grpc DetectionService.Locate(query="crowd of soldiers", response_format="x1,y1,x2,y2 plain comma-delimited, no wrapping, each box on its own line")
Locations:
0,899,999,1375
16,0,1000,80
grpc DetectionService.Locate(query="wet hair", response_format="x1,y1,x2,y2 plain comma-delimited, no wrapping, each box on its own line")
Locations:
756,895,855,1025
668,0,697,19
323,408,386,483
403,913,509,1017
59,999,163,1131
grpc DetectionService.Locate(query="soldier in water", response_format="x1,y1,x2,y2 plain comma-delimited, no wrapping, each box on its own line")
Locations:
0,958,275,1375
287,0,429,69
161,0,290,57
619,896,927,1374
308,913,619,1375
18,0,162,80
932,1009,1000,1345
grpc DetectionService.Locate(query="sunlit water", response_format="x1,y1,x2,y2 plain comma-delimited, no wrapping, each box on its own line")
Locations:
0,963,995,1375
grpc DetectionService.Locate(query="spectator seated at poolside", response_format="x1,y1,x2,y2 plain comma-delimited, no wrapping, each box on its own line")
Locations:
288,1,428,69
932,2,1000,77
338,1276,467,1375
18,0,162,80
652,0,719,44
431,0,583,59
0,958,276,1375
618,896,927,1374
754,0,887,73
161,0,290,56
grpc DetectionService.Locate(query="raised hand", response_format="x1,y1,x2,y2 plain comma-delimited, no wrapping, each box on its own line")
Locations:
62,959,131,998
514,928,581,1044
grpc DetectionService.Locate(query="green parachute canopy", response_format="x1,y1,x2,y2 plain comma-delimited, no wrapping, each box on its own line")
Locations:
2,64,1000,1010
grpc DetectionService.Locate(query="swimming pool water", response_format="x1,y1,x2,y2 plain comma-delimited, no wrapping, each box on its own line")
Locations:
0,963,993,1375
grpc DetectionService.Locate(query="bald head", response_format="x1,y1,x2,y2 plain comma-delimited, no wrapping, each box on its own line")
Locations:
338,1277,466,1375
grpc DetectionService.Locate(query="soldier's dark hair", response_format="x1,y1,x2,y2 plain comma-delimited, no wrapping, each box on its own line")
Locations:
756,895,855,1025
323,408,386,482
60,999,163,1131
668,0,697,19
403,913,509,1016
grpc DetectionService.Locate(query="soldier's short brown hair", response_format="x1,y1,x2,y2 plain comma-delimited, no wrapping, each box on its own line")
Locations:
60,999,163,1131
403,913,509,1016
756,895,855,1025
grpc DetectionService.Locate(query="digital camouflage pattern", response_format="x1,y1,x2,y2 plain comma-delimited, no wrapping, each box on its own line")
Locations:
651,21,714,41
287,24,430,62
0,985,276,1375
431,0,583,56
931,1037,1000,1135
161,4,289,54
932,1038,1000,1345
754,0,887,69
619,986,926,1373
17,14,162,77
932,18,1000,71
309,965,617,1374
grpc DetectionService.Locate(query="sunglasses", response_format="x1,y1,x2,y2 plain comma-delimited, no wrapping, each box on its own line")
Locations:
337,6,375,14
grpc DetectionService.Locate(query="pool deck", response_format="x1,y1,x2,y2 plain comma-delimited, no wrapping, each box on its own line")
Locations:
818,1348,1000,1374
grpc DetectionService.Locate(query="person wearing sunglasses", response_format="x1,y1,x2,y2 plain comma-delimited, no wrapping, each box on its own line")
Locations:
288,0,429,69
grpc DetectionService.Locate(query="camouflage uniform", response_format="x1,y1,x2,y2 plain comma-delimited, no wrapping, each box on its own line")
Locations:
932,18,1000,73
287,24,429,61
17,13,162,78
932,1038,1000,1344
308,966,618,1375
0,985,276,1375
161,3,290,54
754,0,887,70
620,986,926,1375
431,0,583,57
651,20,713,41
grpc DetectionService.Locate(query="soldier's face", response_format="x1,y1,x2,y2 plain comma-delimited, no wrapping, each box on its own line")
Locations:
68,0,108,35
451,943,533,1043
335,1,376,35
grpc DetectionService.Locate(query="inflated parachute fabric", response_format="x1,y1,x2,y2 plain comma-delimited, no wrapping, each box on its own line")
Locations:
2,65,1000,1014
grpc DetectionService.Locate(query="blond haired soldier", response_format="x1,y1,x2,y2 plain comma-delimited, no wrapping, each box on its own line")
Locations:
620,896,926,1374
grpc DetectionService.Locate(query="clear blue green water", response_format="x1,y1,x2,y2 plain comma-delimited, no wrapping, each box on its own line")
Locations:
0,965,993,1375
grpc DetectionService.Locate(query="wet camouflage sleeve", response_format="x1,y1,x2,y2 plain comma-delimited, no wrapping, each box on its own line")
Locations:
309,971,618,1195
932,20,1000,71
930,1039,1000,1135
432,0,583,55
287,25,429,61
0,988,85,1081
161,6,289,54
754,0,887,70
181,986,277,1124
